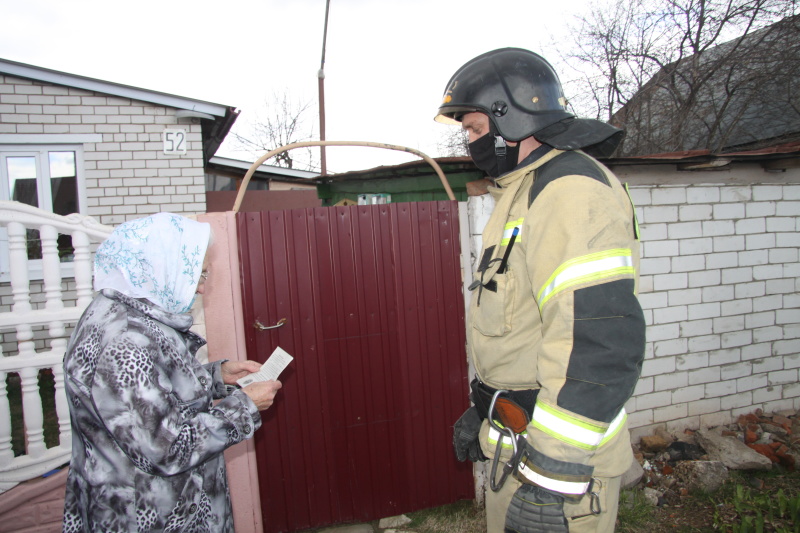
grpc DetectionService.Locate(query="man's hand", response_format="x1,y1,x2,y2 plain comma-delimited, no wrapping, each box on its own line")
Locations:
505,484,569,533
221,360,263,385
242,380,282,411
453,406,487,462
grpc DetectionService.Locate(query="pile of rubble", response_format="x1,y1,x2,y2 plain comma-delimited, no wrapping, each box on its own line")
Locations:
627,408,800,505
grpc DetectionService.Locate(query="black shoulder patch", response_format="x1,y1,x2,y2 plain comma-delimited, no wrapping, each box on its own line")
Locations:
528,151,610,207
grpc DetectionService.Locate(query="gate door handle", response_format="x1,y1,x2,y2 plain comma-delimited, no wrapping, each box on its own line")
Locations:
254,318,286,331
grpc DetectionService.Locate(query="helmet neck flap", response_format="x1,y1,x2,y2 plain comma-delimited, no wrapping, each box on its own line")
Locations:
535,117,625,158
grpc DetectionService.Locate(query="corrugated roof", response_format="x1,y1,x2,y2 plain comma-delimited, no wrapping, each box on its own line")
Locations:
609,139,800,165
321,156,475,182
208,156,318,181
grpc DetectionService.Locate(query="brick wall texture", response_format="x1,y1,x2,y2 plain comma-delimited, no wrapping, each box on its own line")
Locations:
0,74,207,224
626,182,800,440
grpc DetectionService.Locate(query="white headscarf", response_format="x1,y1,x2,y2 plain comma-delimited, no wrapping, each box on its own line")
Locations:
94,213,211,314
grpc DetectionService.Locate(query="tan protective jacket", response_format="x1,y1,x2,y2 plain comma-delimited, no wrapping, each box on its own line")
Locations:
471,148,645,496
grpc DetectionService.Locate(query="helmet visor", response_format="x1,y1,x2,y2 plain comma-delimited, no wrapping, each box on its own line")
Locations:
434,113,461,126
434,105,483,125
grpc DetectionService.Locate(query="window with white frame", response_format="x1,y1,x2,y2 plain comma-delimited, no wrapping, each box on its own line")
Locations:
0,144,87,278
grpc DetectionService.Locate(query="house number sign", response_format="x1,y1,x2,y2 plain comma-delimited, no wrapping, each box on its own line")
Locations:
162,129,187,155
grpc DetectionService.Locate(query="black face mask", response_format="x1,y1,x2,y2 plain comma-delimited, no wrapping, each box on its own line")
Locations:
468,134,520,178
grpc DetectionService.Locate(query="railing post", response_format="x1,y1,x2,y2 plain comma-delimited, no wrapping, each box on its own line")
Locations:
19,366,45,458
72,231,93,308
41,225,67,356
0,371,12,464
7,223,35,357
52,363,71,448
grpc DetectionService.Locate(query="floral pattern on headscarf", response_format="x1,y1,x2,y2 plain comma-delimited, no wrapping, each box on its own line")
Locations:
94,213,211,314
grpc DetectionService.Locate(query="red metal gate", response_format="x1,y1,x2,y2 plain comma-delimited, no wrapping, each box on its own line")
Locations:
237,201,473,533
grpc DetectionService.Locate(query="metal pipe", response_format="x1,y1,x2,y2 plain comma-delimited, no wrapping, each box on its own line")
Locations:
318,0,331,175
318,74,327,176
232,140,456,212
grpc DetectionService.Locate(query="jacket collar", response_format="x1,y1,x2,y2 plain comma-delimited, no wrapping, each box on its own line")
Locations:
101,288,194,332
489,146,564,200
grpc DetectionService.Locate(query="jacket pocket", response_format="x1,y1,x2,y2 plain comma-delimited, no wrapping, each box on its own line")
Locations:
164,472,207,533
473,270,516,337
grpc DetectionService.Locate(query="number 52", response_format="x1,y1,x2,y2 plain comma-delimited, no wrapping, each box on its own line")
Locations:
162,129,187,154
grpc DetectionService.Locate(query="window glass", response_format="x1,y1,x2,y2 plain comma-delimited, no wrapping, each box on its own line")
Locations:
206,173,238,192
49,152,79,260
6,156,38,207
5,156,42,259
205,172,269,192
48,151,76,179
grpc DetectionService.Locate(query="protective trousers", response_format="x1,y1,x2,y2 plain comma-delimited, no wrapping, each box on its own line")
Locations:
486,475,622,533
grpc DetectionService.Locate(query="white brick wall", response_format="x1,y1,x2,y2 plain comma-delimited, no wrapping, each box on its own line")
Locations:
627,179,800,440
1,74,206,224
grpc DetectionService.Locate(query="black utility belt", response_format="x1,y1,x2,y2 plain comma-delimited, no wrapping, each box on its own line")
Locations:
470,378,539,421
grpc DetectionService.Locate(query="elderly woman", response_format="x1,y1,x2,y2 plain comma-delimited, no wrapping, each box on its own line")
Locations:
62,213,282,533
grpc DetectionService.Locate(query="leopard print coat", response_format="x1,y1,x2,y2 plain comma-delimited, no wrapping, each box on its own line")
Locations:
63,289,260,532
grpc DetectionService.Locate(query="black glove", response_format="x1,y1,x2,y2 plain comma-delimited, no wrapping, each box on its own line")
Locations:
452,406,487,462
504,484,569,533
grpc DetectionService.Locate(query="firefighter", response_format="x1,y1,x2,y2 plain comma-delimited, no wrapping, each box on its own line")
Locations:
437,48,646,533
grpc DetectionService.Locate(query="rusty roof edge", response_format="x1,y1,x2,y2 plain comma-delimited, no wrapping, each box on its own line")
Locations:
602,141,800,165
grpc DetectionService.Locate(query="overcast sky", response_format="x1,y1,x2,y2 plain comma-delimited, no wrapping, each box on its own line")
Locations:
0,0,593,174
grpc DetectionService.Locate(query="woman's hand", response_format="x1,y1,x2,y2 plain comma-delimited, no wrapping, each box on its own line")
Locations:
243,380,282,411
221,360,283,410
221,360,263,385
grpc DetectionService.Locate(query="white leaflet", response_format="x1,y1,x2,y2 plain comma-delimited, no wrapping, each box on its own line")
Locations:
236,346,293,387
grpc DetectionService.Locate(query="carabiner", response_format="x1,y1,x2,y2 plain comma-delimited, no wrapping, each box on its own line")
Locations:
570,478,603,520
487,389,519,492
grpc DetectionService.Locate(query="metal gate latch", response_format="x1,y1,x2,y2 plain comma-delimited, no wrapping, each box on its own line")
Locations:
254,318,287,330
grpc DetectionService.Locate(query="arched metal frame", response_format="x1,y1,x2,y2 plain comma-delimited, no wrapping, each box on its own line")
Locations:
232,141,456,212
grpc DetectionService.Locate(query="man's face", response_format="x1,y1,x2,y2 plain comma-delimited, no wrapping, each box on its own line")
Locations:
461,112,491,144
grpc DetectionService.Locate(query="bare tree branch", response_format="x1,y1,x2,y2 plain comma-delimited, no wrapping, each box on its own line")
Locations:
437,126,470,157
563,0,799,155
231,91,319,170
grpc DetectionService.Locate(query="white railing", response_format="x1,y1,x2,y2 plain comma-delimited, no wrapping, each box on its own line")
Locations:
0,201,112,492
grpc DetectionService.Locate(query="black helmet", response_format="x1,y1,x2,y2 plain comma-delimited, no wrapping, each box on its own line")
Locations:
435,48,573,142
435,48,624,157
